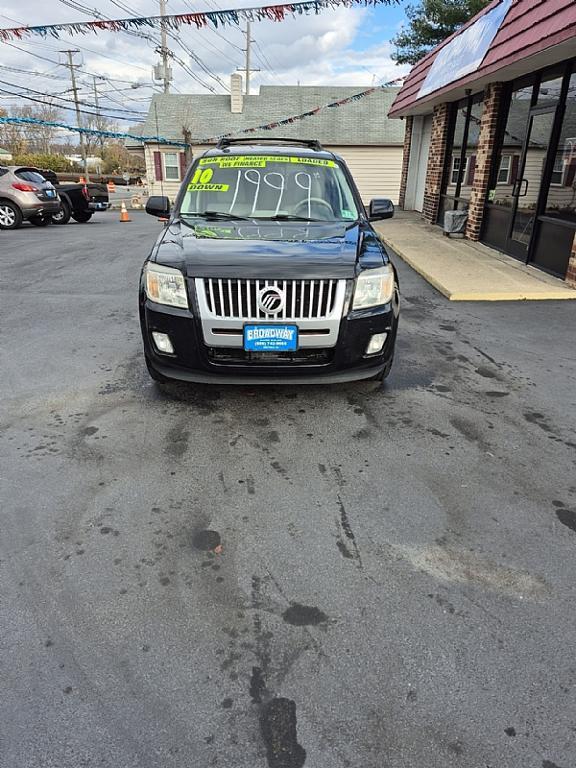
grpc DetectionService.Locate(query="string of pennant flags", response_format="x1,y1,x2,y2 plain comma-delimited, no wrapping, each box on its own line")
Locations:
0,80,404,147
0,0,397,41
0,116,188,146
197,79,405,143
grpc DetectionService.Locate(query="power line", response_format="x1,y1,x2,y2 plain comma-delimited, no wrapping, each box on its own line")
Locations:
55,0,225,93
0,77,147,115
0,85,145,122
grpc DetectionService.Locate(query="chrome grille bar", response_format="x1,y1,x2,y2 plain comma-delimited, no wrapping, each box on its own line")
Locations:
200,278,342,321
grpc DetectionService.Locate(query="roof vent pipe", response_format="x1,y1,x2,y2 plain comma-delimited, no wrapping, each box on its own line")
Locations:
230,73,244,113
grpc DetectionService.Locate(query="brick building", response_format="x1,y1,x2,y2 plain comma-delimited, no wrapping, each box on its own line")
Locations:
389,0,576,286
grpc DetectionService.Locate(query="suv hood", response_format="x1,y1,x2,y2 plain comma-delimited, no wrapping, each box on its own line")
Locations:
152,220,385,279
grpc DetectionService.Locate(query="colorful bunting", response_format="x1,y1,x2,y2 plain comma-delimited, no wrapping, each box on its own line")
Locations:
0,116,187,146
195,78,405,143
0,0,398,41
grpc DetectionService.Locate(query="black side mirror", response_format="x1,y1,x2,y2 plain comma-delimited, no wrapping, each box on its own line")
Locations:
146,195,171,219
369,198,394,221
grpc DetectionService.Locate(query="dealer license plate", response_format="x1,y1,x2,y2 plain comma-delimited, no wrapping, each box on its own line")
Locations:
244,324,298,352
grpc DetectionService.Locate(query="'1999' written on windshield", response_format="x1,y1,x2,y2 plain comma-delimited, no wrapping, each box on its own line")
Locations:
186,155,341,218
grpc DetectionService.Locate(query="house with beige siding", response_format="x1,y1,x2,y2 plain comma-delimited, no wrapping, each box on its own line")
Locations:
129,79,405,205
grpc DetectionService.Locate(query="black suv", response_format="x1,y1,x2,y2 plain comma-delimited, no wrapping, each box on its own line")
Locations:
140,139,399,385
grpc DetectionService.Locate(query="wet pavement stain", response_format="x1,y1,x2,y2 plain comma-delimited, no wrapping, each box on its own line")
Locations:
476,366,498,379
250,665,267,704
335,496,362,566
261,698,307,768
282,603,328,626
556,509,576,533
192,530,221,551
165,423,190,457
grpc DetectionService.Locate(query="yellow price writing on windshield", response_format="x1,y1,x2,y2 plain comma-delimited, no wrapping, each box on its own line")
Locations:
198,155,336,168
187,183,229,192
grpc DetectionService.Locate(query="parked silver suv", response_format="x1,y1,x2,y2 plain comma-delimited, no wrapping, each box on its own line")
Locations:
0,166,61,229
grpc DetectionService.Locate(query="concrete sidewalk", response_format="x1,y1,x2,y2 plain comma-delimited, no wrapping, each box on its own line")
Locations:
375,211,576,301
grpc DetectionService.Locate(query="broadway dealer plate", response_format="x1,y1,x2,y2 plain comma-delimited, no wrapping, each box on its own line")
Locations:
244,324,298,352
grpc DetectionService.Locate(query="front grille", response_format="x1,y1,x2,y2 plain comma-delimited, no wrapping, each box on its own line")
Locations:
202,278,339,320
208,347,333,366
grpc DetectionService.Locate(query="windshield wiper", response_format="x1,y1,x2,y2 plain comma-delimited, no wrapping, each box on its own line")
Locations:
256,214,322,222
182,211,249,221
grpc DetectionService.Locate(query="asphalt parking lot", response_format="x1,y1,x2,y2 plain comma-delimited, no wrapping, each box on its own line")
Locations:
1,213,575,768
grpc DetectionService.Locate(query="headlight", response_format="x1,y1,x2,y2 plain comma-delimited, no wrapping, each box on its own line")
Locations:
352,265,395,310
145,262,188,308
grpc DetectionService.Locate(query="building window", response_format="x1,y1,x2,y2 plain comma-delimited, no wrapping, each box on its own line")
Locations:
550,153,566,186
544,70,576,222
497,155,511,184
438,94,483,224
451,156,468,184
164,152,180,181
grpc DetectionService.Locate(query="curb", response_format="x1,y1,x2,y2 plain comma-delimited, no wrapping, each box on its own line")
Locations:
380,234,576,302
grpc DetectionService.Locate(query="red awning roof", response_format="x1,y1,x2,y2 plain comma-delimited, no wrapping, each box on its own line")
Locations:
389,0,576,117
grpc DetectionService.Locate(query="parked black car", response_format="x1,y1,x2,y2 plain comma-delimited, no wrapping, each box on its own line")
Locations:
140,139,399,385
38,169,110,224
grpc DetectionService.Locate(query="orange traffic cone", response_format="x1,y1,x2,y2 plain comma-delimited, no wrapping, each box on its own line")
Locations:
119,200,131,223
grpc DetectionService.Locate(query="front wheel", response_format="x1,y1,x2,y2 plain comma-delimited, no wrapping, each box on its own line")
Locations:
52,199,71,225
0,200,23,230
72,211,93,223
29,215,52,227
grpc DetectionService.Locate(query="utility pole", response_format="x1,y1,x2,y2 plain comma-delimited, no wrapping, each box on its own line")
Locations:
92,76,104,151
61,49,89,181
236,22,260,96
159,0,171,94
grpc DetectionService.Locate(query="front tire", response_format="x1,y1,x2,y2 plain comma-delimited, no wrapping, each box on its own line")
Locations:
52,199,71,225
0,200,23,230
72,211,93,223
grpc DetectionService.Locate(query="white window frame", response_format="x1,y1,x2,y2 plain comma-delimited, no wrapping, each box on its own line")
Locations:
163,152,180,182
450,156,468,185
496,155,512,185
550,152,566,186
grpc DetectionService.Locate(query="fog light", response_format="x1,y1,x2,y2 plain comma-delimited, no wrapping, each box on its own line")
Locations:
152,331,174,354
366,332,387,355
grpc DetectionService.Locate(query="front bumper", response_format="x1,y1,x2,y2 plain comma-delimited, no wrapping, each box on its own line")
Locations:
140,295,398,385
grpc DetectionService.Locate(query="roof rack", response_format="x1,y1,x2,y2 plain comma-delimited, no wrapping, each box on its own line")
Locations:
215,137,324,151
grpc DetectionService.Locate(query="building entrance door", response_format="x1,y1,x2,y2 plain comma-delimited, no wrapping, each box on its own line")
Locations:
482,65,576,279
414,116,432,212
505,109,556,260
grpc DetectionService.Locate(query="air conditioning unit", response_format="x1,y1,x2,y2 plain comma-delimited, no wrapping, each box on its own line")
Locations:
443,209,468,237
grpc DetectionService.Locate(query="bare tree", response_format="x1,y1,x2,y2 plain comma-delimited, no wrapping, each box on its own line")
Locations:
0,101,63,155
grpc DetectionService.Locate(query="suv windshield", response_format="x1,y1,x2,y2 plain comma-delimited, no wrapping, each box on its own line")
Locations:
180,154,359,222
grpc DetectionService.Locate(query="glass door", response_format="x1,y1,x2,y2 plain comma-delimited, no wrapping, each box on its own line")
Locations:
506,110,556,259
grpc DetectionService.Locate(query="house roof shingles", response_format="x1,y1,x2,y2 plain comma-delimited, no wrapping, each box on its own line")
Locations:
136,86,404,146
389,0,576,117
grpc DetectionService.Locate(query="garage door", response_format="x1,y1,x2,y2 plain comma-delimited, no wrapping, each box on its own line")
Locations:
328,146,404,205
